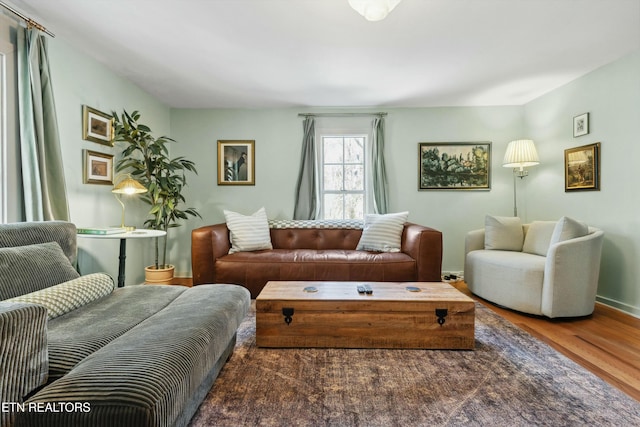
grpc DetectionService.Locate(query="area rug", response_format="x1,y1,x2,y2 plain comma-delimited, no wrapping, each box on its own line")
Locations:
189,302,640,426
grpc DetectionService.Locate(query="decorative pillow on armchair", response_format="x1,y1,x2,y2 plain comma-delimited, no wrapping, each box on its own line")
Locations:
224,207,273,254
484,215,524,251
549,216,588,246
522,221,557,256
356,211,409,252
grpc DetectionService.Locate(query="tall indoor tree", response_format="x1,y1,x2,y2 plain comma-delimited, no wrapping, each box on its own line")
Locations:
112,110,200,278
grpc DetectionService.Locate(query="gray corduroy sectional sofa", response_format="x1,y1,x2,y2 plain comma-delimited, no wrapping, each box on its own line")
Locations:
0,221,250,427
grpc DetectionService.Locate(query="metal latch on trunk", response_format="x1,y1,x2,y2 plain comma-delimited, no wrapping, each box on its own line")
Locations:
436,308,448,326
282,308,294,325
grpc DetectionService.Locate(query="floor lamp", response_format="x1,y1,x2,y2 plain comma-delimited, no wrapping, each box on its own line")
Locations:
503,139,539,217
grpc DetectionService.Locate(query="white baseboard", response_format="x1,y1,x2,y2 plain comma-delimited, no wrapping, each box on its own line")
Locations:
596,295,640,319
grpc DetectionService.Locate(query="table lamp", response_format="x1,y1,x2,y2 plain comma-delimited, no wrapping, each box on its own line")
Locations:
112,174,147,231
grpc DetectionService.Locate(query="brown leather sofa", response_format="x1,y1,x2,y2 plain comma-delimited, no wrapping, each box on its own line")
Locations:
191,222,443,298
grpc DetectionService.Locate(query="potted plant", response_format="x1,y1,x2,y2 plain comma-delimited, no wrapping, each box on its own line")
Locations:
112,110,201,284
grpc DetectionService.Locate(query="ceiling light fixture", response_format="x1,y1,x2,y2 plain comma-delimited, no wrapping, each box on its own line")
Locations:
348,0,402,21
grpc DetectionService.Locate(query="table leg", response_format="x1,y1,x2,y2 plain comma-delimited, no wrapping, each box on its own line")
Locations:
117,238,127,287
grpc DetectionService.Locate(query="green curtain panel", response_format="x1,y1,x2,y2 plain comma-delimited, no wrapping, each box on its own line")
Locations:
370,117,389,214
17,28,69,221
293,117,319,220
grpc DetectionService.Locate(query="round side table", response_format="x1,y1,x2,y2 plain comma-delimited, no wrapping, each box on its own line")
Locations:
77,229,166,287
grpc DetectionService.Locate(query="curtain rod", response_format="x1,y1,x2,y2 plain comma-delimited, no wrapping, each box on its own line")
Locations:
298,112,387,118
0,1,54,37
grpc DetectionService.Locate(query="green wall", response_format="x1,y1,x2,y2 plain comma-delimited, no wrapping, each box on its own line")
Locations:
48,38,171,285
524,50,640,315
40,33,640,316
168,106,524,276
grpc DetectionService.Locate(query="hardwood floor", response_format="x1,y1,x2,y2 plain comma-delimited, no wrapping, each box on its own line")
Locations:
451,280,640,402
175,277,640,402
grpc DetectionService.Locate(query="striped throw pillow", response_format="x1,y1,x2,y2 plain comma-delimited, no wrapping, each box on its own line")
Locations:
0,241,81,300
224,207,273,254
356,211,409,252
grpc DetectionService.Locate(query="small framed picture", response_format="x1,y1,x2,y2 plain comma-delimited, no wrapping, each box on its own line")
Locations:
565,142,600,191
217,140,255,185
418,142,491,190
83,150,114,185
83,105,114,145
573,113,589,138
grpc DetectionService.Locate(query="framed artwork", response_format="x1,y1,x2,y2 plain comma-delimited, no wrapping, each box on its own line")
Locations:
573,113,589,138
83,105,114,145
217,140,255,185
83,150,114,185
565,142,600,191
418,142,491,190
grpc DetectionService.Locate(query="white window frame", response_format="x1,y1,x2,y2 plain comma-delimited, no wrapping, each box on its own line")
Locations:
319,133,368,220
315,117,374,220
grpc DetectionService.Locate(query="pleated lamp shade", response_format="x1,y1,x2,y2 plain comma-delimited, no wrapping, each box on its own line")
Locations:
503,139,540,170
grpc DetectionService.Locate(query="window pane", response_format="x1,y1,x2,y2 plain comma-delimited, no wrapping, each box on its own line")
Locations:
345,137,364,163
324,194,343,220
344,194,364,219
323,165,343,191
344,165,363,190
323,138,343,163
320,134,366,220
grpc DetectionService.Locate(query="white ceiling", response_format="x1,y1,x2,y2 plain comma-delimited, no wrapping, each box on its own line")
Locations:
8,0,640,108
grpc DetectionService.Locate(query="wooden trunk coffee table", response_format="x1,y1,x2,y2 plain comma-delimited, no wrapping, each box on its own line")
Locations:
256,281,475,349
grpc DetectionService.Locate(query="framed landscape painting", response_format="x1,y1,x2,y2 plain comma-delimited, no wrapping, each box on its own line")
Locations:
82,105,114,146
565,142,600,191
418,142,491,190
83,150,113,185
217,140,255,185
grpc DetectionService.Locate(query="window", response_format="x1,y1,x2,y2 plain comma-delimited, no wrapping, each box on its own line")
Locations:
321,135,366,220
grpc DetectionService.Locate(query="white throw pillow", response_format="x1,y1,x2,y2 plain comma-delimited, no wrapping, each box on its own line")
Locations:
356,211,409,253
484,215,524,251
549,216,588,246
224,207,273,254
522,221,557,256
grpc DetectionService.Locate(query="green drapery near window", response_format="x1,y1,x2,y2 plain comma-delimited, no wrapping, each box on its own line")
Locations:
293,117,319,220
370,117,389,214
17,27,69,221
294,115,389,219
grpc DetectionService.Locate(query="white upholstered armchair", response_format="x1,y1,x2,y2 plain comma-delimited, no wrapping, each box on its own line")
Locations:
464,216,604,318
